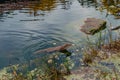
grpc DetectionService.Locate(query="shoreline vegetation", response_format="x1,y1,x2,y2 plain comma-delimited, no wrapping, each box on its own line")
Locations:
65,40,120,80
0,0,120,80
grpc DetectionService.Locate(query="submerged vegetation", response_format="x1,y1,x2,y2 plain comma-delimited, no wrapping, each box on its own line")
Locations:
0,53,72,80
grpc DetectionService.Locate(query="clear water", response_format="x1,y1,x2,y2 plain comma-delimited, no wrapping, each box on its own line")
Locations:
0,0,120,69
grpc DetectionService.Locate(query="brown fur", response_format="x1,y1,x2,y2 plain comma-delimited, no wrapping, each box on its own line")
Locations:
34,43,72,54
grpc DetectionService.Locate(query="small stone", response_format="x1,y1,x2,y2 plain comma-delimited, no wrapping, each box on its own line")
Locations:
48,59,53,64
72,44,75,46
76,49,79,52
81,48,84,51
53,43,56,45
55,55,58,59
111,25,120,30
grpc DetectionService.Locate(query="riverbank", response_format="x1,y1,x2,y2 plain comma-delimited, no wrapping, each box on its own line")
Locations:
65,39,120,80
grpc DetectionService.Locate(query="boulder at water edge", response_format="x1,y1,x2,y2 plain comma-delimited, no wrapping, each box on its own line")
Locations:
80,18,106,35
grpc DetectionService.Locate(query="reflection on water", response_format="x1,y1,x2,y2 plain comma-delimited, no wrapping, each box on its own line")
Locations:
78,0,98,8
0,0,120,71
78,0,120,18
100,0,120,18
25,0,57,16
0,0,73,16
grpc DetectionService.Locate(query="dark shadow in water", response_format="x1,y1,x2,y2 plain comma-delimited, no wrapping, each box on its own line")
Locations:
60,49,72,57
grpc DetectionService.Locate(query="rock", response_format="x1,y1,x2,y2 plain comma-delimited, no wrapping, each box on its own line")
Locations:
115,16,120,19
111,25,120,30
34,43,72,55
116,4,120,8
20,19,40,21
80,18,106,35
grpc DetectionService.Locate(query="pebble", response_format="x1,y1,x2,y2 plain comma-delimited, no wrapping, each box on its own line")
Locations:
53,43,56,45
76,49,79,52
48,59,53,64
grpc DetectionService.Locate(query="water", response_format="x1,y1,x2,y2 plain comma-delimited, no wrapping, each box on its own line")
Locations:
0,0,120,69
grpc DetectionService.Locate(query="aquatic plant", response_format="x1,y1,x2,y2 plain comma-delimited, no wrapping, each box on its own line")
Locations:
0,52,73,80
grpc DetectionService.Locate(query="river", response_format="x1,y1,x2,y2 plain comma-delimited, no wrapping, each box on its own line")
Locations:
0,0,120,69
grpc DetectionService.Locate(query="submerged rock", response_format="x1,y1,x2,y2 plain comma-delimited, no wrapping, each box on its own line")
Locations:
80,18,106,35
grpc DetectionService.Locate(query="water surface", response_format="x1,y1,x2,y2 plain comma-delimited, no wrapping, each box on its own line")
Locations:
0,0,120,69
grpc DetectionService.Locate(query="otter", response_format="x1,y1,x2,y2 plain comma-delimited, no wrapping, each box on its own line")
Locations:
34,43,72,54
